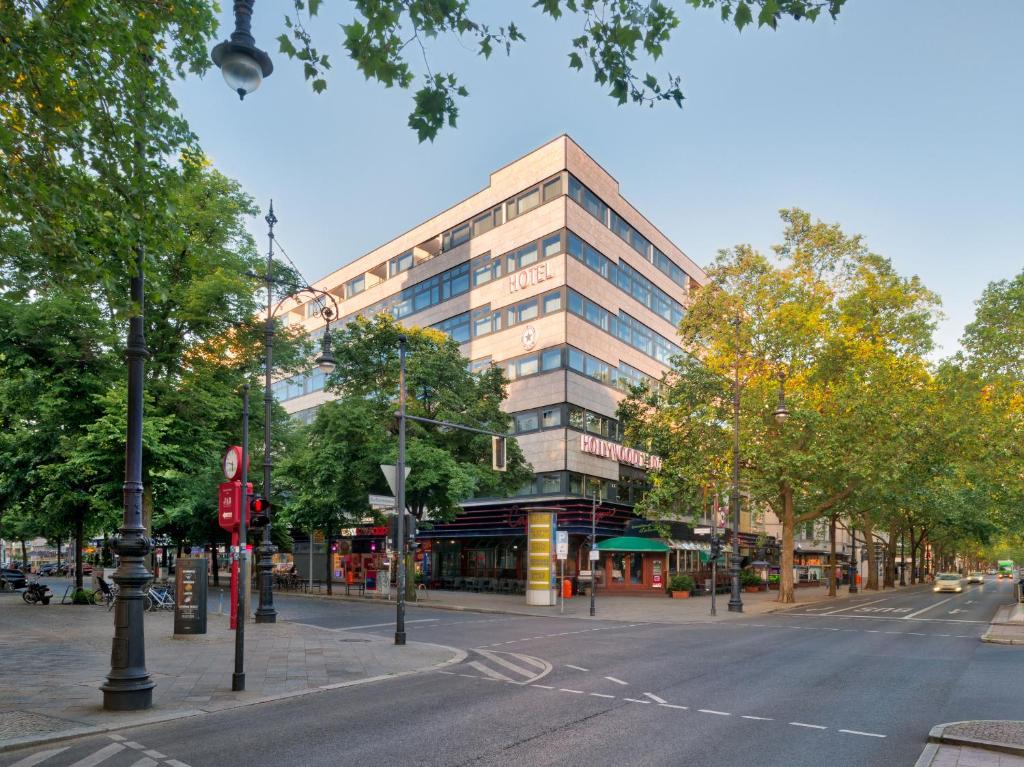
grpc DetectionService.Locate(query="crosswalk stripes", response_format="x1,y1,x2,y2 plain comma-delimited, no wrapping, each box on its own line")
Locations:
457,649,552,685
2,735,191,767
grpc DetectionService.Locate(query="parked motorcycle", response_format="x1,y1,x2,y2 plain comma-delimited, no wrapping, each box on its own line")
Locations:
22,580,52,605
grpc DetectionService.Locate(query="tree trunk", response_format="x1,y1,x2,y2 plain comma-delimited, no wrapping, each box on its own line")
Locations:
862,517,879,591
20,539,28,569
909,528,917,585
778,486,796,604
325,528,333,595
57,540,62,572
828,515,837,597
899,529,906,586
884,522,897,588
74,510,85,591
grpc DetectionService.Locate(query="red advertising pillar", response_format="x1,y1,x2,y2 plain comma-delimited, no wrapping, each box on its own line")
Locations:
218,479,251,630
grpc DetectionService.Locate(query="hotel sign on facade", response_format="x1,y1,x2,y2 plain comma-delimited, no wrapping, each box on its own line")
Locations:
508,262,555,292
580,434,663,470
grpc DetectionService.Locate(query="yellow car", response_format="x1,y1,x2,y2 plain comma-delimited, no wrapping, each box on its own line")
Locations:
934,573,963,593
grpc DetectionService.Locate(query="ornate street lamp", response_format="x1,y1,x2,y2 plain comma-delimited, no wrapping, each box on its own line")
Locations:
728,316,744,613
253,202,340,624
211,1,274,100
772,372,790,425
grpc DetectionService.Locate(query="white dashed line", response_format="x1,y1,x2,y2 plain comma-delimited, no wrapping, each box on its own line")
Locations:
623,698,650,704
839,729,886,738
8,747,70,767
790,722,827,730
590,692,616,698
531,684,555,689
565,664,589,672
644,692,667,704
659,703,688,710
604,676,628,685
67,743,126,767
107,735,127,742
559,688,585,694
742,715,773,721
699,709,731,716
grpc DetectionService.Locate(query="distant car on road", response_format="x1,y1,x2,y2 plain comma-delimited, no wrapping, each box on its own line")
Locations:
37,563,61,576
934,573,963,593
0,568,28,591
986,568,997,575
966,572,985,584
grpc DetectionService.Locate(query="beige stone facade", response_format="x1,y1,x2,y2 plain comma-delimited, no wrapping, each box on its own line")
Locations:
275,135,706,513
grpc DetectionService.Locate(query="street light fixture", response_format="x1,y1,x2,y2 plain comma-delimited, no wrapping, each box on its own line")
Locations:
211,0,273,100
728,316,744,613
315,328,337,375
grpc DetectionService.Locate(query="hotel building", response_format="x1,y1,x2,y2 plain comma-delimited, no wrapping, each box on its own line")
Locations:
273,136,711,593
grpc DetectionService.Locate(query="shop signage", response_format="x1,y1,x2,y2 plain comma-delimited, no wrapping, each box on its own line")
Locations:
580,434,663,470
508,262,555,293
556,531,568,560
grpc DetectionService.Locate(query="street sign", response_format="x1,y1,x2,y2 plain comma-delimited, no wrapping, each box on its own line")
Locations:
589,549,600,561
380,464,411,496
556,531,568,559
369,494,396,511
694,527,711,535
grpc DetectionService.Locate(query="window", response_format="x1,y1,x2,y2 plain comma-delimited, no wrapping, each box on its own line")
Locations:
543,291,562,314
542,233,561,259
516,300,538,323
445,223,470,251
389,251,414,277
345,275,365,298
541,348,562,370
508,243,538,272
542,176,563,202
568,406,585,430
472,209,497,238
306,297,326,317
472,256,500,287
515,412,539,432
540,474,561,494
568,176,608,224
518,356,539,377
517,187,541,216
541,407,562,428
469,357,492,374
473,305,497,337
433,312,470,344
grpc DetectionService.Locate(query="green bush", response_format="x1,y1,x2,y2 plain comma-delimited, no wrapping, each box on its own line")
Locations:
740,570,762,587
71,588,96,605
767,574,780,584
669,574,695,593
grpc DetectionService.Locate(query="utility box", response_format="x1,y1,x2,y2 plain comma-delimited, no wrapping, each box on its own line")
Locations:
174,558,208,635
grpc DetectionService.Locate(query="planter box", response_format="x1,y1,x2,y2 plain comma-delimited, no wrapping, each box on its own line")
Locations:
744,586,761,593
768,583,779,590
671,591,691,599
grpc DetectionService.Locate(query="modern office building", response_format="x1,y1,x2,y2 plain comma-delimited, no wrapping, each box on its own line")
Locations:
274,136,711,593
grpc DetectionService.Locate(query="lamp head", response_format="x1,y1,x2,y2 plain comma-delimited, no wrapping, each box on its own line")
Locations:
315,328,337,375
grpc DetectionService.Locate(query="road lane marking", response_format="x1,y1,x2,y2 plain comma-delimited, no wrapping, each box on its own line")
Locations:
128,759,158,767
624,698,650,704
124,743,145,750
660,703,688,710
742,715,773,721
8,748,71,767
590,692,615,698
143,751,165,760
165,761,191,767
820,597,891,615
644,693,667,704
903,596,954,619
790,722,827,730
605,676,628,685
699,709,731,716
332,619,440,631
559,688,585,694
839,729,886,738
67,744,126,767
531,684,555,689
565,664,589,672
468,661,515,681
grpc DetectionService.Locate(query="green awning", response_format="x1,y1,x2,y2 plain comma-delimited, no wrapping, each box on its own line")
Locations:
596,536,670,553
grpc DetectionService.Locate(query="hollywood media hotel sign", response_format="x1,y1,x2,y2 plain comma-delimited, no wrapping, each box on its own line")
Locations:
508,262,555,292
580,434,663,470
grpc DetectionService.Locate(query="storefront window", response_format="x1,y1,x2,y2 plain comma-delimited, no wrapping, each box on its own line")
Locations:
611,554,626,584
631,553,643,584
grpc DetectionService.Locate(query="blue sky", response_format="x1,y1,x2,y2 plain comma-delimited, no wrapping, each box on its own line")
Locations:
174,1,1023,357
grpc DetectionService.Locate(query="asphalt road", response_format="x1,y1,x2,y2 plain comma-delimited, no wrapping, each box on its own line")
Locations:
3,577,1020,767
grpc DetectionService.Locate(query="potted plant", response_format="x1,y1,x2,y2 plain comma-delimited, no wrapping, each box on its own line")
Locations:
740,570,763,593
767,574,780,590
668,574,695,599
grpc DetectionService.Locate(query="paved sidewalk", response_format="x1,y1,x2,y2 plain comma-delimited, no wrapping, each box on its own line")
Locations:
981,604,1024,645
276,580,924,623
916,722,1024,767
0,597,462,752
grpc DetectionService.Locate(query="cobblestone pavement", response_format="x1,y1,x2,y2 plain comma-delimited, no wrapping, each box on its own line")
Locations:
0,596,460,749
944,722,1024,748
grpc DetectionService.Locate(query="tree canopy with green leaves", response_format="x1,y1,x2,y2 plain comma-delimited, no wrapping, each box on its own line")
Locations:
275,0,848,141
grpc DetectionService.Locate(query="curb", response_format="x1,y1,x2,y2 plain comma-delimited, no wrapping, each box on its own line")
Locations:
0,641,466,755
927,721,1024,757
913,741,941,767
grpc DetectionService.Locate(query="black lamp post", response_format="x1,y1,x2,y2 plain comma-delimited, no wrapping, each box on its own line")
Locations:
253,202,339,625
211,1,273,100
849,525,859,594
772,372,790,425
728,317,743,613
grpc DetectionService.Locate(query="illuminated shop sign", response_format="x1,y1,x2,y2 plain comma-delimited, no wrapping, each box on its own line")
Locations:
580,434,663,470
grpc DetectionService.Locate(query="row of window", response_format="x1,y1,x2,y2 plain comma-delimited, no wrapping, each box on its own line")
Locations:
433,287,564,345
568,175,689,290
567,232,685,327
492,344,658,393
472,230,563,290
567,289,681,365
508,403,624,442
271,367,328,403
441,174,564,252
499,471,632,504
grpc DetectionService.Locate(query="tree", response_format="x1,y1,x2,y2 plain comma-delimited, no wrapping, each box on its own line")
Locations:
275,0,846,141
278,315,533,591
621,209,941,603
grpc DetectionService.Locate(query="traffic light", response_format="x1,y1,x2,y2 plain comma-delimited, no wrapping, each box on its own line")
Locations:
492,435,507,472
709,539,722,561
249,496,270,527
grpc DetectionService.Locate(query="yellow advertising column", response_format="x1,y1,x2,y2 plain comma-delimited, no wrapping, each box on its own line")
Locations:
527,510,556,606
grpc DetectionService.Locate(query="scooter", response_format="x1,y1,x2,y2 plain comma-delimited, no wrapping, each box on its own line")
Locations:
22,580,52,605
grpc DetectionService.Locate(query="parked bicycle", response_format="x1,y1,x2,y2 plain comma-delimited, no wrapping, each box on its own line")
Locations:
143,584,174,612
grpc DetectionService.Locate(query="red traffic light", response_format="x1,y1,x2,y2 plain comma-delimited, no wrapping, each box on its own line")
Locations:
249,496,270,527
